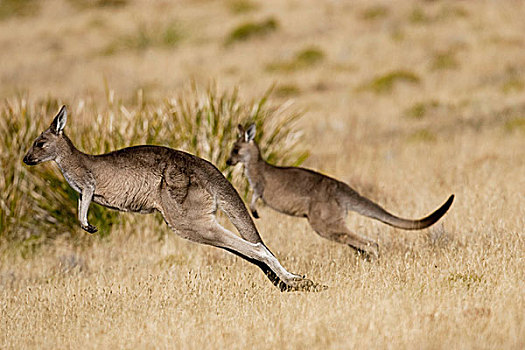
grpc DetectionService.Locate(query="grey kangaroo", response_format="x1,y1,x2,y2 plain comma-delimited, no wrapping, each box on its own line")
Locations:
23,106,323,292
226,124,454,258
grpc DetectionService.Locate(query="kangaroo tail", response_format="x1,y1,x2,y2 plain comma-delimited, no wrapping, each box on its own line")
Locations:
347,192,454,230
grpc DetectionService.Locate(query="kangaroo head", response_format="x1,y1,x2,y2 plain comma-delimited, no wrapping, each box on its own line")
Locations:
23,105,68,166
226,123,259,166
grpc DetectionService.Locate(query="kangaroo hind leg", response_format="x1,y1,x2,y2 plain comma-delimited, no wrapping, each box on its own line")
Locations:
159,182,322,291
308,201,379,259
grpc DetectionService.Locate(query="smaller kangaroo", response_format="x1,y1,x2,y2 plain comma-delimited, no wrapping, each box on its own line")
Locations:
23,106,323,292
227,124,454,258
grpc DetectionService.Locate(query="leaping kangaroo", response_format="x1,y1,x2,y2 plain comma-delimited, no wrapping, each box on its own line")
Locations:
23,106,323,292
226,124,454,258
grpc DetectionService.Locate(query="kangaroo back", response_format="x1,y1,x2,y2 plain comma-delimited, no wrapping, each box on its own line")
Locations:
344,189,454,230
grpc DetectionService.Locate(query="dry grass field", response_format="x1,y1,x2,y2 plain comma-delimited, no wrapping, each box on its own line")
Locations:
1,0,524,349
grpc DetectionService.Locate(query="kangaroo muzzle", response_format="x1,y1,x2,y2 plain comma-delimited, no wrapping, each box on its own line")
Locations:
23,154,37,166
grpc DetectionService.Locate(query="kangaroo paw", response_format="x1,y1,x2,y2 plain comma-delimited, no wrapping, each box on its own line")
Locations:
355,243,380,261
251,210,260,219
284,276,328,292
81,224,98,234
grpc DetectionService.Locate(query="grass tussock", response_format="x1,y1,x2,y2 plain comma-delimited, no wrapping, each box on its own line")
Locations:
67,0,128,9
409,7,430,24
362,70,421,94
504,117,525,133
0,85,308,247
225,17,278,45
266,47,325,73
431,51,460,71
103,21,183,55
407,129,437,143
404,100,442,120
273,84,301,98
409,4,468,25
227,0,259,15
361,5,389,21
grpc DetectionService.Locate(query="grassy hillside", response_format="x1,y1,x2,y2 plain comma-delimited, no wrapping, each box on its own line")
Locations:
1,0,524,348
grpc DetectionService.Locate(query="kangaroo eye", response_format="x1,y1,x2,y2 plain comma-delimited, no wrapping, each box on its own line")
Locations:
35,141,45,148
233,149,239,155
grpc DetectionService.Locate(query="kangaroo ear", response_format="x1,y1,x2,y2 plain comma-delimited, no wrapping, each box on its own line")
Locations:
237,124,245,137
51,105,67,134
245,123,256,142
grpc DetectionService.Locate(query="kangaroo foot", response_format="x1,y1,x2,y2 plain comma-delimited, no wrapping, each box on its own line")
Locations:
283,275,328,292
81,224,98,234
354,242,380,261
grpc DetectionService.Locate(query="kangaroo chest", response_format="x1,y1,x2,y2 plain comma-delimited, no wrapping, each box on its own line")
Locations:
57,163,83,193
244,165,262,191
254,168,311,217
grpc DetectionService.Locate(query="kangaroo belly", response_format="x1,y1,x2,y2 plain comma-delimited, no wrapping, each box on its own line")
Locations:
262,191,310,217
94,174,160,213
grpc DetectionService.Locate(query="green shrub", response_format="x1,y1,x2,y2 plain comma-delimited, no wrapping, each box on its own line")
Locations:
103,21,183,55
156,85,309,188
266,46,325,72
363,70,420,94
408,4,467,25
226,17,278,44
405,100,441,119
296,48,324,65
228,0,259,14
0,85,308,246
409,7,430,24
361,6,389,20
162,22,184,47
431,51,459,70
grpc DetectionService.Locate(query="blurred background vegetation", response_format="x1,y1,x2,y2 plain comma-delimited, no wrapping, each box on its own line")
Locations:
0,85,308,252
1,0,524,253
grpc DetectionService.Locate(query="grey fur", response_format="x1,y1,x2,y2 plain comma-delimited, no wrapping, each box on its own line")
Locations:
23,106,325,292
227,124,454,258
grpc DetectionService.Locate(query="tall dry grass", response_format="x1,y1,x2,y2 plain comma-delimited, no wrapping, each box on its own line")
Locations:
0,85,307,249
1,88,523,349
1,0,524,349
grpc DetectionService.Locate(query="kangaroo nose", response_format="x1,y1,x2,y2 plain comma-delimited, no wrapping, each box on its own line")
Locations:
23,154,34,165
226,158,233,166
